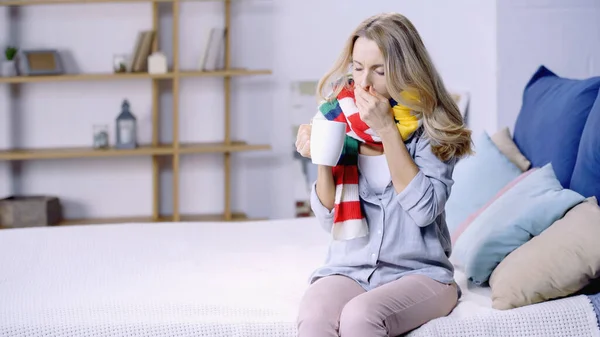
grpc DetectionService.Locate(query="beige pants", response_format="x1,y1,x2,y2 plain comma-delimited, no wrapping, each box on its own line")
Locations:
297,274,458,337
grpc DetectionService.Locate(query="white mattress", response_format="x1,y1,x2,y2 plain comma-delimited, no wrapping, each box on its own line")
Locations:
3,217,592,337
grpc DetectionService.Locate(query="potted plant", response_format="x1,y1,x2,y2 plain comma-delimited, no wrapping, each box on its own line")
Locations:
2,46,18,77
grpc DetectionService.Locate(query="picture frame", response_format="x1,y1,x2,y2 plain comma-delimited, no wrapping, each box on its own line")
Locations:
19,49,64,76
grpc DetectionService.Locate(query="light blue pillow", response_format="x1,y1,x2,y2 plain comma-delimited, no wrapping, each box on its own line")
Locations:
453,163,585,285
445,132,523,234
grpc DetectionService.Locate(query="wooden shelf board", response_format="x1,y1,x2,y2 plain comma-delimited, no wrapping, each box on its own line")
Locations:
0,69,271,84
178,213,265,222
0,0,172,6
56,212,261,226
0,72,175,84
59,216,156,226
0,144,174,161
0,141,271,161
179,68,272,78
179,141,271,154
0,0,239,5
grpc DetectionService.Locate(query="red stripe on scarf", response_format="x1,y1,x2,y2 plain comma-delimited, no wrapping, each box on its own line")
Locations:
334,201,363,222
338,87,354,100
332,162,362,226
347,113,375,143
332,165,359,185
333,113,347,125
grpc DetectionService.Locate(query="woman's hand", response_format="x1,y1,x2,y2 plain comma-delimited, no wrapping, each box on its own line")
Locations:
354,85,395,133
295,124,312,158
296,123,335,210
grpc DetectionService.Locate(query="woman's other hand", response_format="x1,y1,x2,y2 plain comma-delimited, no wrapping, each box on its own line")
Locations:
355,85,395,133
295,124,312,158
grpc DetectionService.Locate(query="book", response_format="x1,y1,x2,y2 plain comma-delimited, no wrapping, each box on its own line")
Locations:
201,27,225,71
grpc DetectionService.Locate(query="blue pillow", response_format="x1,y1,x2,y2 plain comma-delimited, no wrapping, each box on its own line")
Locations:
452,163,585,285
445,132,523,234
570,91,600,201
513,65,600,188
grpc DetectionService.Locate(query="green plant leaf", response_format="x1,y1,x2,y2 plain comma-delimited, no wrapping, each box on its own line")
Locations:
5,46,18,61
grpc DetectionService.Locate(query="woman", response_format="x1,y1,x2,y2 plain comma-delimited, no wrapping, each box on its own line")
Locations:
294,12,473,337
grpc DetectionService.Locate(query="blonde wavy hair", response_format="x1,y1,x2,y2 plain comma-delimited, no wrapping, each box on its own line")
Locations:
317,12,473,161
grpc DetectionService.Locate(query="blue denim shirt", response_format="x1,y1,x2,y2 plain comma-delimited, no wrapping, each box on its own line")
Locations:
309,129,459,293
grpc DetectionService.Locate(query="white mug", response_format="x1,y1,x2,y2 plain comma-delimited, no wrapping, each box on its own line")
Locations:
310,119,347,166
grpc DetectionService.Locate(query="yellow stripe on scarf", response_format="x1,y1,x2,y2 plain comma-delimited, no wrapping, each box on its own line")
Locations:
393,90,420,141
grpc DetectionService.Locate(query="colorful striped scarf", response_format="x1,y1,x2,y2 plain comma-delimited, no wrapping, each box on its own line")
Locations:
313,80,420,240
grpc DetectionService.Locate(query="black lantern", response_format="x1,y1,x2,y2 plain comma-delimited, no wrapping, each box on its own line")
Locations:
115,99,138,149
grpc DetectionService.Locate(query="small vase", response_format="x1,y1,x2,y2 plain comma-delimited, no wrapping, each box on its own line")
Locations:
1,61,16,77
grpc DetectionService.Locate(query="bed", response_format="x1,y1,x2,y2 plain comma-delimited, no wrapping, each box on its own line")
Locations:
1,217,599,337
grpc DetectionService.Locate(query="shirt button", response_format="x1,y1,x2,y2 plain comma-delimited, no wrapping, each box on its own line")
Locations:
377,229,382,234
371,253,376,258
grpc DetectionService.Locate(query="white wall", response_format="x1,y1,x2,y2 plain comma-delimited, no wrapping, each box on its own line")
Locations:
276,0,498,135
269,0,499,218
496,0,600,131
0,0,499,221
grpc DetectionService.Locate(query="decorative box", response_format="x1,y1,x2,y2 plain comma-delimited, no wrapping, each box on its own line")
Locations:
0,196,63,228
148,51,167,74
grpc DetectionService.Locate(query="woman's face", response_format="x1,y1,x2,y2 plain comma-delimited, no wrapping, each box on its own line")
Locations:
351,36,390,99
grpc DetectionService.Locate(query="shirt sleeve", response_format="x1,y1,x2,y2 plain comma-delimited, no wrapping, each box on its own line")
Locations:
310,181,335,233
394,136,456,227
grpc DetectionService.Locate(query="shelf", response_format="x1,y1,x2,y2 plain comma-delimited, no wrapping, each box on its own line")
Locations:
0,0,274,226
0,0,172,6
0,0,245,6
179,141,271,154
0,144,174,161
0,141,270,161
179,69,272,78
0,72,174,84
0,69,272,84
58,212,262,226
0,213,266,229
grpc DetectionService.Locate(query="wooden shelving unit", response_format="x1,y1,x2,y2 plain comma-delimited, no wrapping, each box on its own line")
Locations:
0,0,272,226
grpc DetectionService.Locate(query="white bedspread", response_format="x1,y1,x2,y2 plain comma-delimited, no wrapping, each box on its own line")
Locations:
1,217,599,337
0,218,329,337
408,269,600,337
